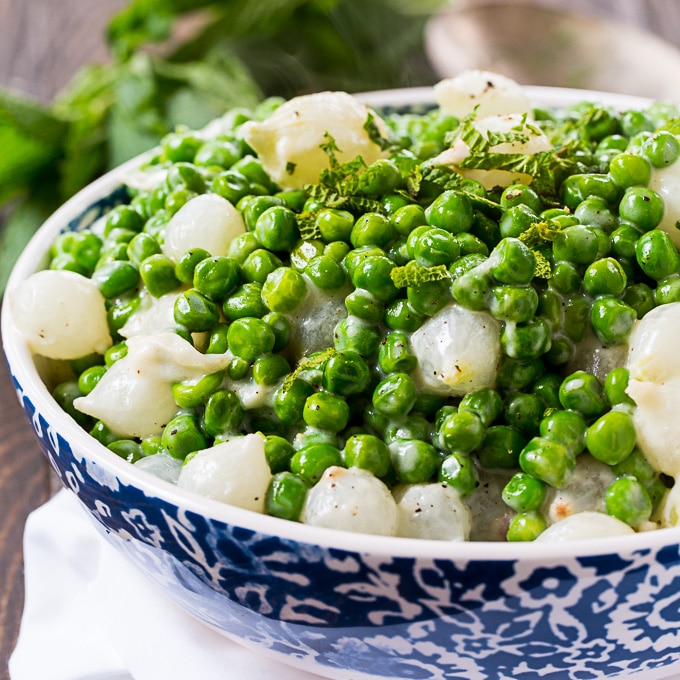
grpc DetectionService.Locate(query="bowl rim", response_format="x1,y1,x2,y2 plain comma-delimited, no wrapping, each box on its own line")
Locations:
4,83,678,563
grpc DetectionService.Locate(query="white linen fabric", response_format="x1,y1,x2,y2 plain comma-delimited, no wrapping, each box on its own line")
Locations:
9,490,325,680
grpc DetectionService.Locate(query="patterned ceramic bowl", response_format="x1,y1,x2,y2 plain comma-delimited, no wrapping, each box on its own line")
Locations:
4,86,680,680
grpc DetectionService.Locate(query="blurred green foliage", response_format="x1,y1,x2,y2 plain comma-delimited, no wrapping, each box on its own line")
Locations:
0,0,445,292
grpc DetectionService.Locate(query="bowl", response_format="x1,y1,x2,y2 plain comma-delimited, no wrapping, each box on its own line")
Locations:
4,85,680,680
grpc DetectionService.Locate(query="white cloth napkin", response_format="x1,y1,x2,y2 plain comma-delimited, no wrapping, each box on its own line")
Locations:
9,489,327,680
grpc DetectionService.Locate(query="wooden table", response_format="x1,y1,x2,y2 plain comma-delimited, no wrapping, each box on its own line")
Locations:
0,3,126,677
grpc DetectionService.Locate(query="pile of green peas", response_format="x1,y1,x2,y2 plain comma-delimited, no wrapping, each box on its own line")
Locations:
50,93,680,541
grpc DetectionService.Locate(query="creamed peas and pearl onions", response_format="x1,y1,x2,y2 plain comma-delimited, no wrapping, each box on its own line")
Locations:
11,70,680,542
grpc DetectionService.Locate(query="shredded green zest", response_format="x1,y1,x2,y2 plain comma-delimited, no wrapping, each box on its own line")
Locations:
363,111,391,151
532,250,552,279
303,132,384,217
519,219,564,247
390,260,451,288
296,211,322,240
282,347,337,391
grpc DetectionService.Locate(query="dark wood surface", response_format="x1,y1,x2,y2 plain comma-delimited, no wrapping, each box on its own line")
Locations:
0,3,126,677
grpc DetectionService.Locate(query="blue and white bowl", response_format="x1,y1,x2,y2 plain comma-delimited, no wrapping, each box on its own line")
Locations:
4,86,680,680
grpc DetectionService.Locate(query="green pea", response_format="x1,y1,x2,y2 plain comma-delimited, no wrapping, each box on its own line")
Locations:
489,238,536,285
372,373,417,418
172,371,224,408
222,282,268,320
391,439,439,484
343,434,391,477
357,159,402,196
459,387,502,427
316,208,355,243
407,279,452,316
378,331,417,374
92,260,140,298
255,205,300,251
194,138,241,168
333,316,381,359
76,365,107,396
623,282,655,318
351,255,398,303
506,511,546,542
193,255,241,300
139,254,181,297
451,267,493,311
305,255,347,290
495,356,545,392
322,350,371,397
165,162,206,194
620,109,654,137
174,248,211,284
635,229,680,280
618,186,664,231
438,451,478,495
90,419,120,446
232,154,274,190
583,257,627,297
585,410,637,465
552,226,599,264
502,472,547,512
604,367,635,407
499,204,539,239
549,262,582,296
262,267,306,313
453,232,489,257
108,439,144,463
608,152,652,188
561,173,620,210
289,239,324,271
274,378,314,425
252,354,290,386
206,323,229,354
383,414,431,445
605,476,652,528
173,289,220,332
290,443,343,485
489,285,538,323
590,297,636,345
610,224,641,260
558,371,607,418
127,232,161,266
642,130,680,168
477,425,524,469
227,317,275,361
203,389,244,437
500,183,542,214
531,373,562,410
104,340,128,366
162,414,208,460
519,436,574,488
439,409,485,455
303,392,350,432
611,446,655,485
350,212,394,248
654,274,680,304
384,298,424,332
263,312,291,353
390,203,427,237
501,318,551,361
211,170,251,204
539,409,586,456
162,130,203,162
265,472,308,521
264,435,296,474
412,227,460,267
104,204,145,237
502,392,543,437
323,240,351,262
425,190,474,234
